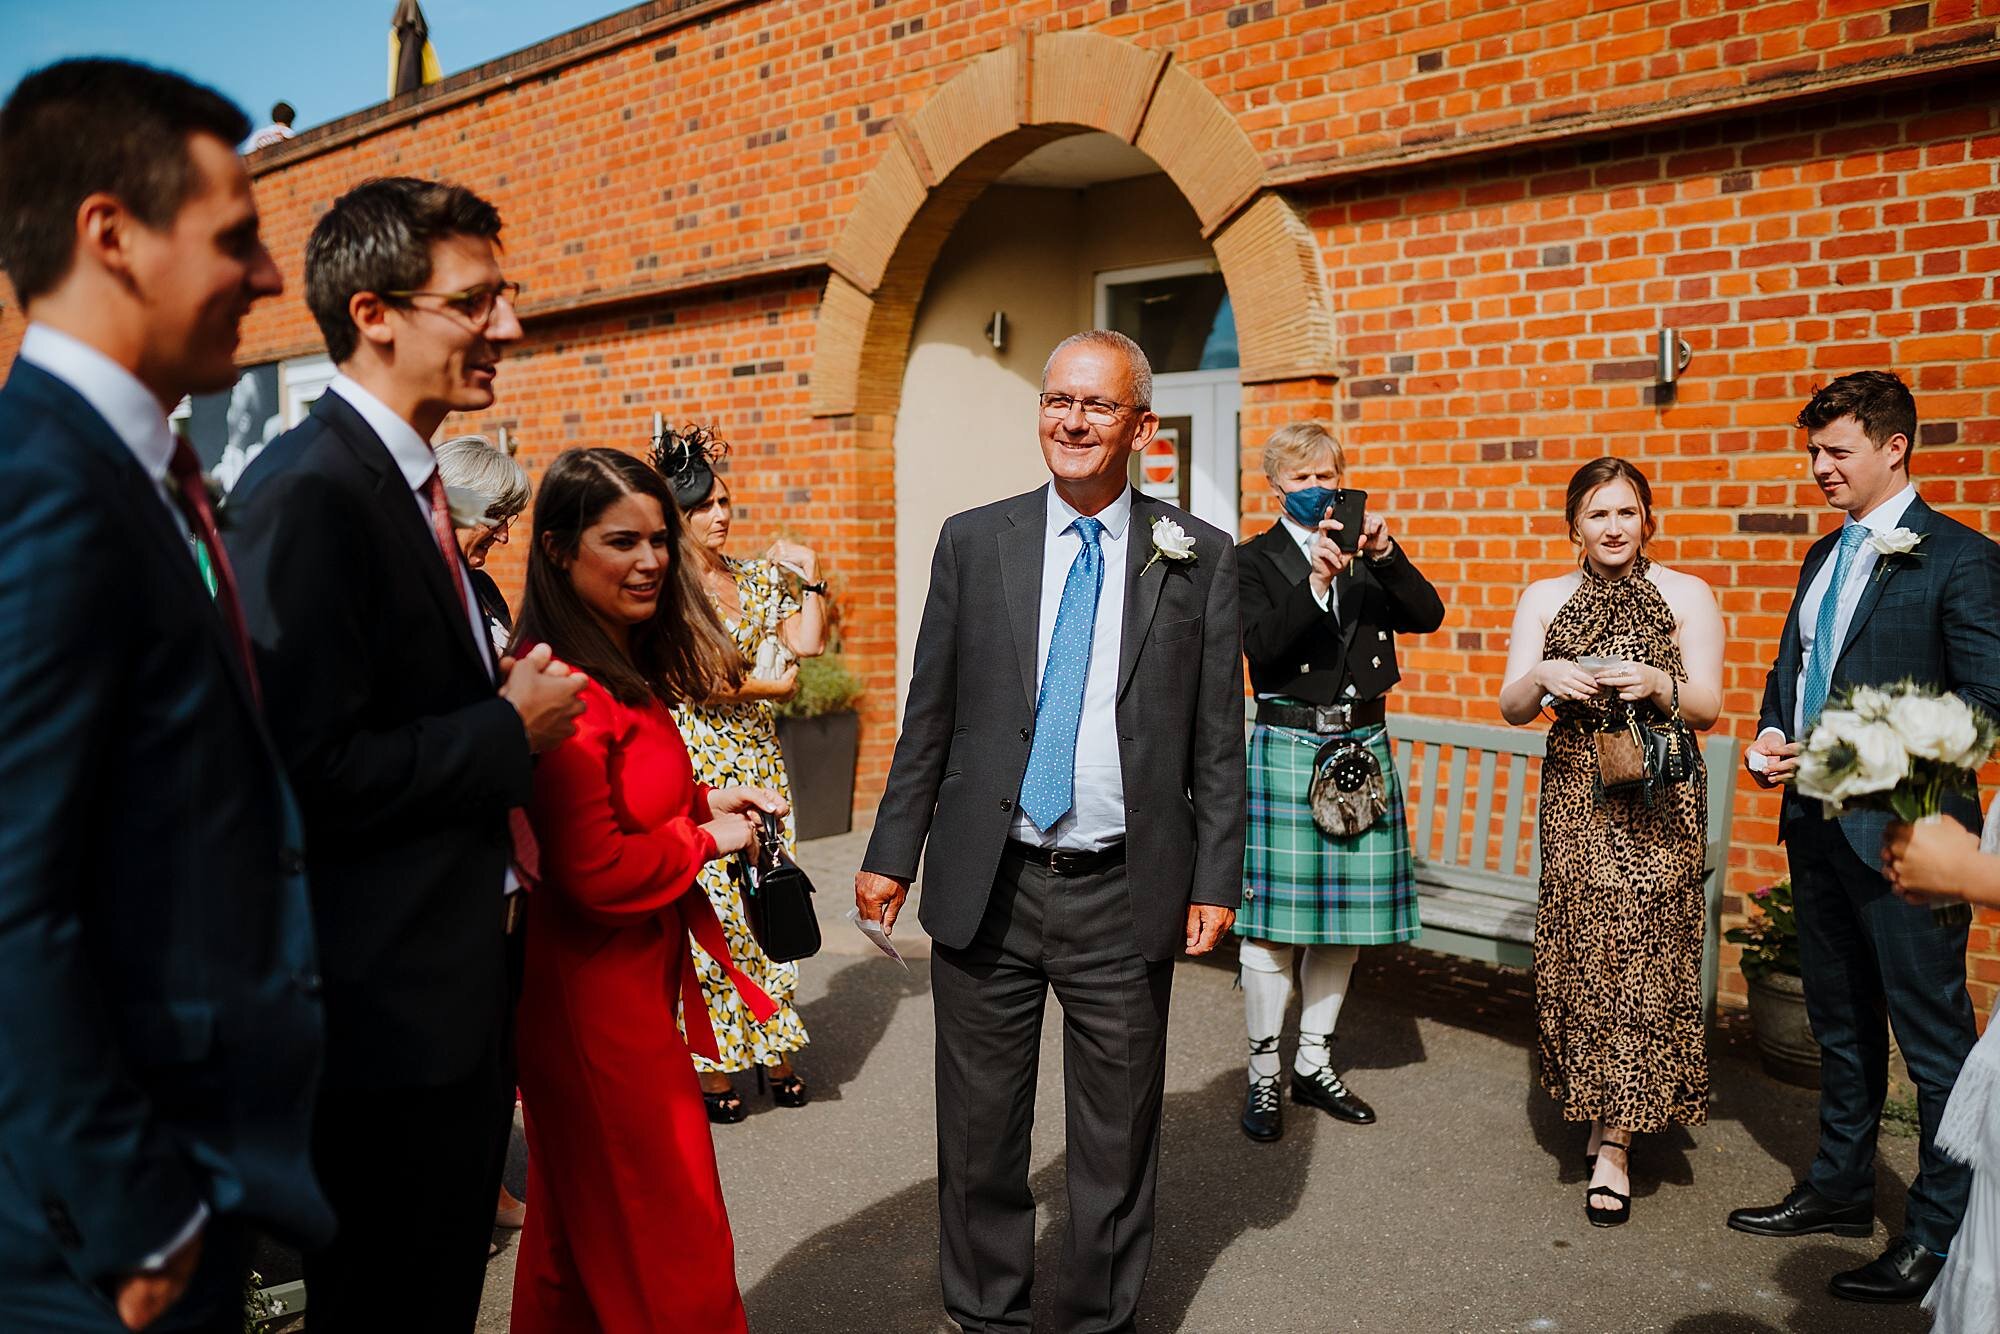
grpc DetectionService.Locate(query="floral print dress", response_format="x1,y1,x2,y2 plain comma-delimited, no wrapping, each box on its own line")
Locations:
672,557,810,1073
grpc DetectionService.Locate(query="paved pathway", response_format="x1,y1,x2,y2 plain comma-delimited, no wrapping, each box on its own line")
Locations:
470,828,1930,1333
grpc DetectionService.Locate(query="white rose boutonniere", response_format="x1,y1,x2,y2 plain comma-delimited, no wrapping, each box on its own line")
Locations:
1141,516,1197,575
1868,527,1922,557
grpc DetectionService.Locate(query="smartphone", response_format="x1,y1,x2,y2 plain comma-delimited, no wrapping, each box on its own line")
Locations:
1328,488,1367,553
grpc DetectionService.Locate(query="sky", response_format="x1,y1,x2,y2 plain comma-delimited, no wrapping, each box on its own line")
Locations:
0,0,630,133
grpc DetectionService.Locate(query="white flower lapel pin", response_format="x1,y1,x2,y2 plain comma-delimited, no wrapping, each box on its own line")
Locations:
1867,527,1922,557
1867,526,1924,584
1141,516,1197,575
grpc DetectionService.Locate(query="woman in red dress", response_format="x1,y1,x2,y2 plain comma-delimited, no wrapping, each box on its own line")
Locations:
508,447,785,1334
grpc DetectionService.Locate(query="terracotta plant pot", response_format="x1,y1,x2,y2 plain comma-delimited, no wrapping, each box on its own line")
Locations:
1746,969,1820,1088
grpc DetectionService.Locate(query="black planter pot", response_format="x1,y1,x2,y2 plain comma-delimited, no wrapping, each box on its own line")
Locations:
776,710,860,841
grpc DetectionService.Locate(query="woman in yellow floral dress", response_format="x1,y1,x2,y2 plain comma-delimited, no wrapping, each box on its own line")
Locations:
659,430,829,1122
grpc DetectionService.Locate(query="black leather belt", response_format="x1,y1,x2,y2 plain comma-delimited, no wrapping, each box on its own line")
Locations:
1002,839,1127,877
1256,697,1387,733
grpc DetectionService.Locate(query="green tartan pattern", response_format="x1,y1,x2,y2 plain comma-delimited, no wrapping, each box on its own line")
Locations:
1235,720,1419,945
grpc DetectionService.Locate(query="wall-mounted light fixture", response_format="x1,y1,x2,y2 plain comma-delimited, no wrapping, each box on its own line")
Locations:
983,310,1006,352
1657,329,1692,386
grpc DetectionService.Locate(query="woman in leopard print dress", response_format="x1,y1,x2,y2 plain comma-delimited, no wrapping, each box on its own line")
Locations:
1500,458,1726,1228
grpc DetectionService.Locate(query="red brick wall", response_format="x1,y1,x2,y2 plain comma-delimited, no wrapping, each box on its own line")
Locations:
4,0,1999,1007
1294,79,2000,1007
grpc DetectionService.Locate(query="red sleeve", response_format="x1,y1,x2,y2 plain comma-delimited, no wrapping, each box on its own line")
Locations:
529,690,716,925
691,784,714,823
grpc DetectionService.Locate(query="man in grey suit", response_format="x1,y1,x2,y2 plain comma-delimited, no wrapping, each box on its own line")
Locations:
856,330,1244,1333
1731,371,2000,1303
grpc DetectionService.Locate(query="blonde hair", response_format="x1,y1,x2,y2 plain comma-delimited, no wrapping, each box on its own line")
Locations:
1261,422,1346,484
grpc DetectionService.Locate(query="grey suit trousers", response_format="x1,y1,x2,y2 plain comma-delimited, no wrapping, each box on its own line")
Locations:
931,847,1174,1334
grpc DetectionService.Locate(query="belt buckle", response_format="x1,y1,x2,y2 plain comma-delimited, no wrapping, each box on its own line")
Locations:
1050,848,1084,876
1313,702,1352,734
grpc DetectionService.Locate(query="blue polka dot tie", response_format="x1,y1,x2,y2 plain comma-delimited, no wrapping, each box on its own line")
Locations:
1801,522,1868,735
1019,517,1106,832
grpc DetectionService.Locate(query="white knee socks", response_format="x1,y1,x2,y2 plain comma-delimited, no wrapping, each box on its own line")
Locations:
1295,944,1358,1074
1238,939,1294,1083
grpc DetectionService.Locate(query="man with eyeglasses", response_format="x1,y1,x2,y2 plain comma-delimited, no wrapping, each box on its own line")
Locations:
227,177,586,1329
858,329,1245,1333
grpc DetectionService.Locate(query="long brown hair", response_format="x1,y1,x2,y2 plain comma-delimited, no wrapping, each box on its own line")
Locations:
513,448,741,706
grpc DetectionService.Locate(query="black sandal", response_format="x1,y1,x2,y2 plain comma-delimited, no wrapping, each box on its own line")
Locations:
1585,1139,1632,1228
702,1085,747,1124
758,1067,809,1108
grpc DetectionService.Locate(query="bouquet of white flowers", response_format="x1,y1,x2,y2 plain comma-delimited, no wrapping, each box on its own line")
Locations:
1796,682,1998,926
1796,683,1998,819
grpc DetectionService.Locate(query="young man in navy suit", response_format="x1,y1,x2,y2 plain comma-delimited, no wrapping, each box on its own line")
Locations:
227,178,585,1330
1732,372,2000,1303
0,60,329,1332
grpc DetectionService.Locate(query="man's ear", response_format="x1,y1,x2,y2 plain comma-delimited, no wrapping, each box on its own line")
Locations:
349,291,395,350
1886,431,1911,474
73,191,141,285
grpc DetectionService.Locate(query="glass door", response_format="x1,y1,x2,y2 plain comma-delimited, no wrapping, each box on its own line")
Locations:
1099,259,1242,534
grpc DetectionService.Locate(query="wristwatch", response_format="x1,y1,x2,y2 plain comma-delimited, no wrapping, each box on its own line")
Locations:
800,580,828,596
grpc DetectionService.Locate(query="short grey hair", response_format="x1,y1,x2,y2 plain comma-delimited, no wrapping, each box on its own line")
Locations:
1042,329,1153,409
436,434,530,525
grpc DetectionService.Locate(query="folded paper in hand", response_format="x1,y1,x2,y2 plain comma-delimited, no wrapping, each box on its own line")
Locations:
845,906,909,970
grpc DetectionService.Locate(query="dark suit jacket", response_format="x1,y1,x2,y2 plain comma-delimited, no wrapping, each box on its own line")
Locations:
0,362,329,1291
862,486,1246,963
1759,494,2000,860
227,391,531,1089
1239,522,1445,703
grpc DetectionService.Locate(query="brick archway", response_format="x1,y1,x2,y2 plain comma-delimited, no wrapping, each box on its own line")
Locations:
808,30,1336,418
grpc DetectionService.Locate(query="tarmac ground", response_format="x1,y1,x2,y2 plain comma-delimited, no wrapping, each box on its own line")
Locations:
458,826,1932,1334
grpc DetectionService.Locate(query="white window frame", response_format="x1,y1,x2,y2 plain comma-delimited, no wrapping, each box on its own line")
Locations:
281,354,337,426
1091,256,1223,333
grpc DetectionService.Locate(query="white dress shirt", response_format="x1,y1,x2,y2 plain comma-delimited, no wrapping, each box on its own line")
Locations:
1760,482,1919,744
325,377,520,897
324,376,494,677
1009,486,1131,852
17,323,211,1267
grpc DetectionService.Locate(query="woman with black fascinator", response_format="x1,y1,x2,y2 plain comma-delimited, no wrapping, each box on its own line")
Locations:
652,422,830,1122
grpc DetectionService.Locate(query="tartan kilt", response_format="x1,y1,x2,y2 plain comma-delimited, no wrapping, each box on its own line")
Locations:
1235,720,1419,946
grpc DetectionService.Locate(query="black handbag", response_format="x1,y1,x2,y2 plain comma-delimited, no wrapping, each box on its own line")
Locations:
1595,678,1697,803
732,808,821,964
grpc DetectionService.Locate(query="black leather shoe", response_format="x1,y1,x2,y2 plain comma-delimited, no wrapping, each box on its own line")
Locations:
1290,1064,1376,1124
1727,1182,1872,1238
1830,1235,1945,1303
1241,1074,1282,1142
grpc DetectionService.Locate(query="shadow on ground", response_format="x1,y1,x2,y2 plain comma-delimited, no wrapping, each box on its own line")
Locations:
743,1069,1319,1334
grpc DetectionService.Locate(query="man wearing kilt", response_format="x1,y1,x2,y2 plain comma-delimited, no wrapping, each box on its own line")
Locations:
1236,423,1444,1141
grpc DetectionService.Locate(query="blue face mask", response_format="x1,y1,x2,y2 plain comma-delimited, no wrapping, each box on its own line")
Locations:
1283,485,1339,529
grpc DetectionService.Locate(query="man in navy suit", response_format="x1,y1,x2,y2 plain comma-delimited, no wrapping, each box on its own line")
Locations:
1731,372,2000,1303
227,178,584,1329
0,60,329,1332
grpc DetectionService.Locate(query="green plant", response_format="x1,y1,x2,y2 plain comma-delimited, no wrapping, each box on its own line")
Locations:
776,652,863,719
1725,877,1801,981
242,1270,287,1331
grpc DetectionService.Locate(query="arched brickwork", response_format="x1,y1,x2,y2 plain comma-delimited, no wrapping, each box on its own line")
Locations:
809,30,1336,419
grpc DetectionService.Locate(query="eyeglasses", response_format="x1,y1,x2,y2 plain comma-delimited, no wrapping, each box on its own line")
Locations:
380,280,522,326
1038,393,1145,425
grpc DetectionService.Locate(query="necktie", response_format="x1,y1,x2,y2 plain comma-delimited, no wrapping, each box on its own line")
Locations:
165,439,261,708
424,469,541,889
1019,517,1106,832
1800,523,1869,734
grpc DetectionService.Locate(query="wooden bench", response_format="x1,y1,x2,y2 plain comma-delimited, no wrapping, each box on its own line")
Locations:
1383,714,1739,1019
